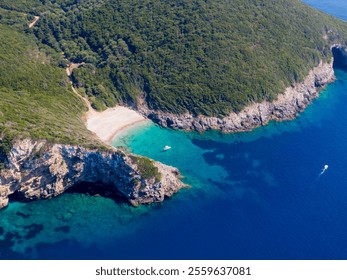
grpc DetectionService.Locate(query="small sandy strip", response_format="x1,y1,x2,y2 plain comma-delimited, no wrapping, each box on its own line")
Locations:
86,106,147,143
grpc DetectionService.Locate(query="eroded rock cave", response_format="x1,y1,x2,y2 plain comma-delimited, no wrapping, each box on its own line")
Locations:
332,46,347,70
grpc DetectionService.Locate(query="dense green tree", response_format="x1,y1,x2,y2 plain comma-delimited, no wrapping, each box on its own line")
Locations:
2,0,347,116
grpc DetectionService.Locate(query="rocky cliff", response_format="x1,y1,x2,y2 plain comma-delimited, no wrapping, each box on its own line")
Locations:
139,60,335,133
0,139,187,209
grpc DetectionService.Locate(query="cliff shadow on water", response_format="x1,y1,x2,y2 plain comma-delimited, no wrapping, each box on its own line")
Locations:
332,46,347,71
6,181,131,206
65,182,130,205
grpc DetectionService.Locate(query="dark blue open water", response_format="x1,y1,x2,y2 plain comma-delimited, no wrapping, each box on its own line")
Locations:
1,0,347,260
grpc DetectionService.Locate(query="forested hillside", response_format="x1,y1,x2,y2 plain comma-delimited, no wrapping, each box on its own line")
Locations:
2,0,347,116
0,24,101,147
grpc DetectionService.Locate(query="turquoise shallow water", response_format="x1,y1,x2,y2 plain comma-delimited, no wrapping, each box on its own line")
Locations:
1,0,347,260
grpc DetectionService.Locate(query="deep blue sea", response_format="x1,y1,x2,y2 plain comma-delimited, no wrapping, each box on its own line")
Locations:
1,0,347,260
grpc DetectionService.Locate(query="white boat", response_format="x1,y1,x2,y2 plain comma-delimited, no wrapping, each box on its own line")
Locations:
163,145,171,151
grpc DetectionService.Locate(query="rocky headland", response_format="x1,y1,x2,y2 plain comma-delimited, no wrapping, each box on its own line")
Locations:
0,139,187,209
139,59,336,133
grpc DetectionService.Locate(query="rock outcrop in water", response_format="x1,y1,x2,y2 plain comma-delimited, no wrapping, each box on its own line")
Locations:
139,60,336,133
0,139,187,209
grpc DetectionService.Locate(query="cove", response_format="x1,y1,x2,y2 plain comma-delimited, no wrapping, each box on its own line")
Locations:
112,69,347,259
1,0,347,260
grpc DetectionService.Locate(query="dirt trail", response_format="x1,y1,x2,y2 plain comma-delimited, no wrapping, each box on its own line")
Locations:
66,63,95,117
28,16,40,28
70,82,95,116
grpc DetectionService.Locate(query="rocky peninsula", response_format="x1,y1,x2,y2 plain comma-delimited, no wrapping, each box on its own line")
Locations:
0,139,187,209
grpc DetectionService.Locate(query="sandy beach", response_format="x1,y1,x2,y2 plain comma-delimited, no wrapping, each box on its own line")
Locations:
66,66,147,144
86,106,147,143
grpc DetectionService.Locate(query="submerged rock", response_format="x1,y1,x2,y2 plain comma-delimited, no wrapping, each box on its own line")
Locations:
0,139,187,209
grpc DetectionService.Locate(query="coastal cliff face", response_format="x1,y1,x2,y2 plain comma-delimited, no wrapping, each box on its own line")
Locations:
0,139,186,209
139,60,335,132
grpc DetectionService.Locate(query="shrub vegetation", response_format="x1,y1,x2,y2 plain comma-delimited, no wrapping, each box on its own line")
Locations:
0,24,103,148
12,0,347,116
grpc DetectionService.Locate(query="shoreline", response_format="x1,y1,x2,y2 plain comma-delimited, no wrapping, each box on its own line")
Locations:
86,106,147,144
110,118,151,144
85,61,334,145
84,58,340,146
